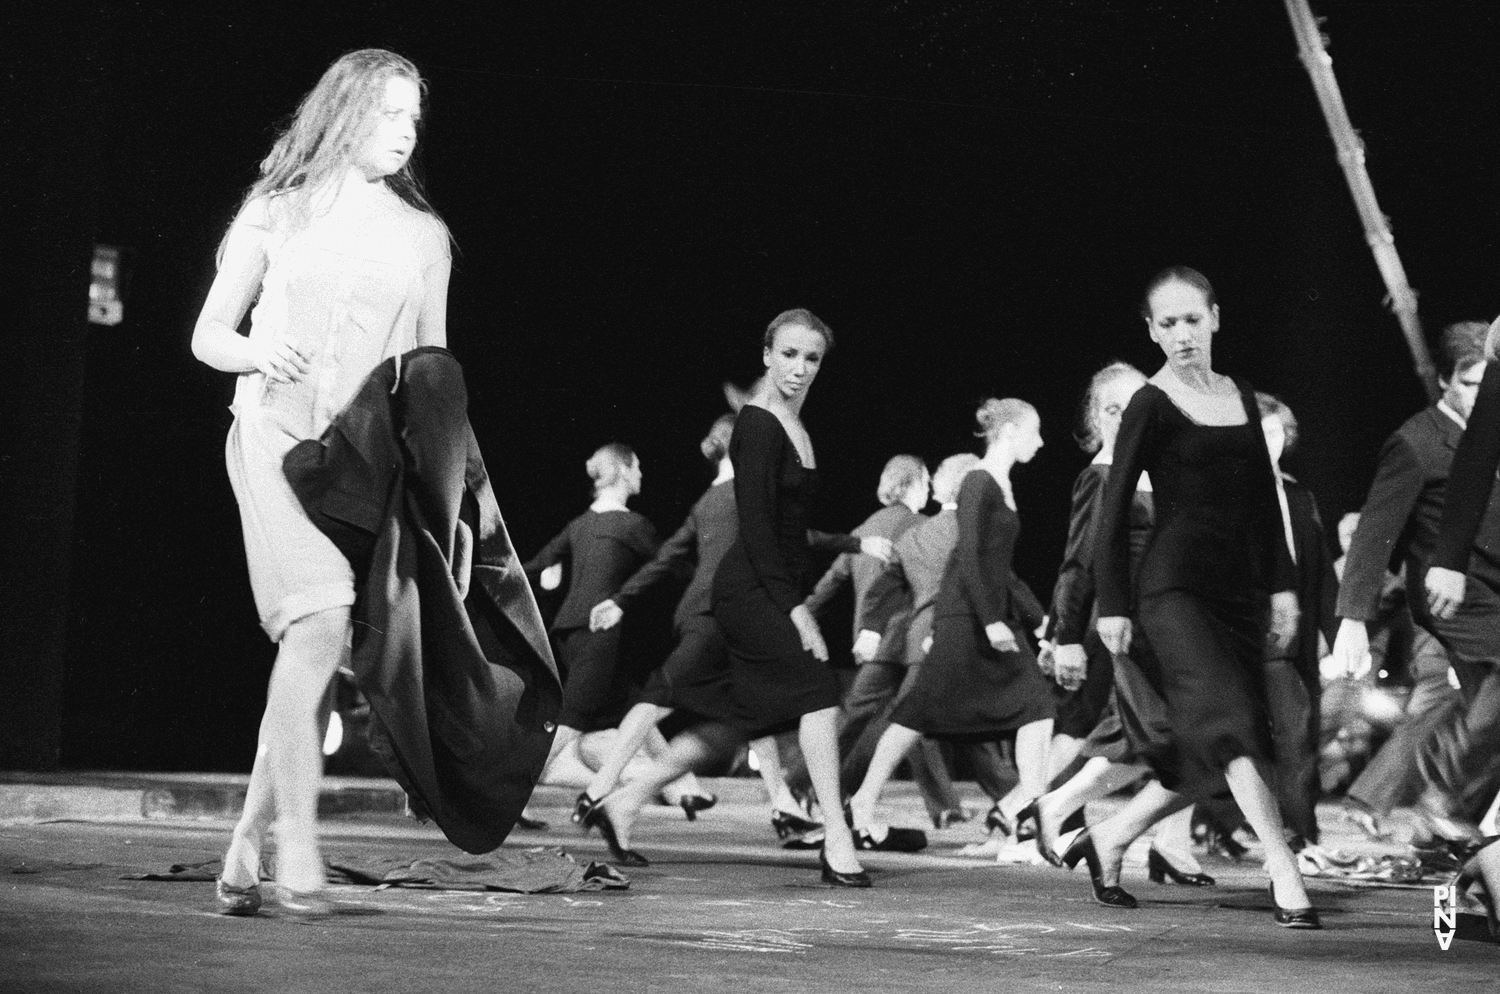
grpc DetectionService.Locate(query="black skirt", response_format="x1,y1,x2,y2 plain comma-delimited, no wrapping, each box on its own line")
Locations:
1080,629,1173,770
1051,630,1115,739
713,584,842,737
638,614,735,720
1137,589,1273,801
553,626,630,732
890,613,1055,741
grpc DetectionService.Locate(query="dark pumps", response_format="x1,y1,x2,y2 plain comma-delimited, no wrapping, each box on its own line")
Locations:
215,877,263,917
853,825,928,853
984,802,1012,837
819,852,872,889
1016,801,1063,867
1146,848,1216,887
575,791,650,868
679,794,718,821
771,809,823,841
1268,881,1322,930
1060,830,1138,909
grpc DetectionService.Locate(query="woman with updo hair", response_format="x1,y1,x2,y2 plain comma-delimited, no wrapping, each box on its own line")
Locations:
191,48,452,915
845,398,1055,854
524,443,660,788
1082,266,1318,927
582,308,893,886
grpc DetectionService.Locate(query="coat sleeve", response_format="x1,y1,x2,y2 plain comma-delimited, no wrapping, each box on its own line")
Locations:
732,409,803,613
612,511,697,610
858,553,909,635
1336,434,1426,620
1095,389,1159,618
1049,466,1106,645
1434,365,1500,572
523,524,571,579
804,553,853,616
954,473,1010,627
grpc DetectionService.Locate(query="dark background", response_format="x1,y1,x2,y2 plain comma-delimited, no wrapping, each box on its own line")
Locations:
5,1,1498,771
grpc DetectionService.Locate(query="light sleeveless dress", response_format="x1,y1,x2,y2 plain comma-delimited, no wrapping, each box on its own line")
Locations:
224,190,449,640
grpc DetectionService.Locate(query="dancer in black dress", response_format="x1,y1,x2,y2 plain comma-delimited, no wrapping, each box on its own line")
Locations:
1027,363,1207,883
1079,266,1318,927
584,309,891,886
576,415,813,838
845,399,1055,852
525,444,659,787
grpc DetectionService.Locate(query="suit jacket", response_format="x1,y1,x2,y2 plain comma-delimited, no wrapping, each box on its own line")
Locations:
862,509,958,664
1338,405,1478,621
284,347,561,855
1434,362,1500,588
804,503,921,654
612,480,737,630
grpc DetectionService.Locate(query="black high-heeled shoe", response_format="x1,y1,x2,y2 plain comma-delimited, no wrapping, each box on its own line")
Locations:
984,802,1012,837
1268,881,1321,929
573,791,602,827
771,809,823,840
853,824,928,853
578,796,650,868
1060,830,1138,909
679,794,718,821
819,852,872,889
1016,801,1063,867
1146,847,1215,887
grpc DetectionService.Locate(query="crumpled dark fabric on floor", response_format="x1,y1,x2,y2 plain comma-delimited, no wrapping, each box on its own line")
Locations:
124,847,629,893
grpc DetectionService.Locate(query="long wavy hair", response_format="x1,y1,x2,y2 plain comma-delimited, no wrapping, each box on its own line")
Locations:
220,49,449,259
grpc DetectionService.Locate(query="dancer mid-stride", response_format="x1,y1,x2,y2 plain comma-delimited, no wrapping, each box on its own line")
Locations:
577,309,892,886
845,399,1055,854
192,50,452,915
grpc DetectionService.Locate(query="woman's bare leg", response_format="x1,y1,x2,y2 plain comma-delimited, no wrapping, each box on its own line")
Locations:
1035,757,1148,853
1148,804,1203,874
846,723,923,829
995,718,1054,822
584,703,672,800
751,735,806,815
1086,780,1191,887
224,606,348,894
800,707,863,874
1224,756,1312,909
600,723,743,850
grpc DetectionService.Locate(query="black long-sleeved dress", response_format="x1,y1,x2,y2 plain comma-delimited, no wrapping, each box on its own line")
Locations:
1094,380,1294,800
889,469,1055,740
524,508,659,730
711,405,860,734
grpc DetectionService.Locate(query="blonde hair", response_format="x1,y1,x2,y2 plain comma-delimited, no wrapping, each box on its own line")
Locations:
1077,361,1146,453
931,453,980,503
1481,316,1500,364
586,443,637,493
974,398,1037,445
220,49,449,259
877,455,926,507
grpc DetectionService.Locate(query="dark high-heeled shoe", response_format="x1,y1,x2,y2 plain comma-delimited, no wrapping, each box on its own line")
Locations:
580,798,650,868
1268,881,1321,929
679,794,718,821
984,803,1012,837
853,825,928,853
215,877,263,917
1147,847,1215,887
572,791,602,827
819,852,872,889
1016,801,1063,867
932,808,969,830
771,809,822,841
1060,830,1138,909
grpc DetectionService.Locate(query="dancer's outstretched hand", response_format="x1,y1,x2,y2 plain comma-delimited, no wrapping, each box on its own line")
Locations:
852,629,881,663
1097,616,1132,655
790,605,829,662
590,599,623,631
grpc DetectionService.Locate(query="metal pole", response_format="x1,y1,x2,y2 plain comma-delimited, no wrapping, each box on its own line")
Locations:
1283,0,1439,400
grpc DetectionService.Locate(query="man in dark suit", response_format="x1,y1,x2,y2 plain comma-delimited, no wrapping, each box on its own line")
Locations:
1332,321,1493,840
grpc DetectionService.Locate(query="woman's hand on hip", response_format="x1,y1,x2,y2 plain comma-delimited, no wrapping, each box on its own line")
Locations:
250,335,311,384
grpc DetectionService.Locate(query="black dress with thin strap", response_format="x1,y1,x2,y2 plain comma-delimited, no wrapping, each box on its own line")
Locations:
1094,380,1293,800
890,469,1055,740
711,406,860,736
